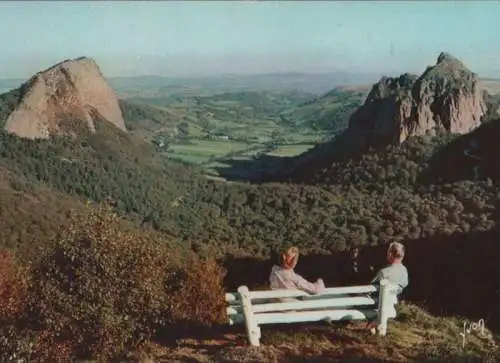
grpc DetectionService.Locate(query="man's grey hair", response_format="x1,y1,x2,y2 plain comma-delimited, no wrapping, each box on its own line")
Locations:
388,242,405,258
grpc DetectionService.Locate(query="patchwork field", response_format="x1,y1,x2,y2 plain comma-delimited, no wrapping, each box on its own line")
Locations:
266,143,315,157
169,140,252,156
166,140,256,164
121,88,356,180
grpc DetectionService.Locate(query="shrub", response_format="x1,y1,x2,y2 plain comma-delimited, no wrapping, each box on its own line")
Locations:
168,253,227,327
0,251,33,362
0,203,229,361
0,251,28,323
25,203,175,361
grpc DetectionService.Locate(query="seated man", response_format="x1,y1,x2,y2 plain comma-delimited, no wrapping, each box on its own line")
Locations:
367,242,409,333
371,242,409,296
269,246,325,297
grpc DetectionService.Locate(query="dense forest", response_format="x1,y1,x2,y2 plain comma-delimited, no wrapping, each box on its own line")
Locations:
1,116,499,259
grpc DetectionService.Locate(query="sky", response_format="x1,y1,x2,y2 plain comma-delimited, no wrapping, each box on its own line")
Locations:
1,1,499,79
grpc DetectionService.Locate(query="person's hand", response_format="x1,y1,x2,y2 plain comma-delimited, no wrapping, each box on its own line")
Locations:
316,279,326,293
316,278,325,290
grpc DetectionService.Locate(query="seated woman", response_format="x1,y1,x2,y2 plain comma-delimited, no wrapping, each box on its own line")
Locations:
269,246,325,295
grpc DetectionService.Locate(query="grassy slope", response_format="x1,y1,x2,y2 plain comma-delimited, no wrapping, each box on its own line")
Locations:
0,165,85,256
280,87,368,132
118,99,202,141
148,303,498,362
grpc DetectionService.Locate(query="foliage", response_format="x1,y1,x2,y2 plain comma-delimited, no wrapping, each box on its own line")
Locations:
0,86,25,127
0,251,33,362
281,88,366,132
0,201,230,361
1,122,500,258
19,204,174,361
0,251,29,325
168,254,228,326
118,99,173,132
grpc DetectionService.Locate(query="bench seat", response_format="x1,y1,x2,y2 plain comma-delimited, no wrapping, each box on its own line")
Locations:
225,279,398,346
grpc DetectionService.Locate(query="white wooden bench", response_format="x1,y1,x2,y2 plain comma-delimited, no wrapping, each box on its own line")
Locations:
225,279,399,346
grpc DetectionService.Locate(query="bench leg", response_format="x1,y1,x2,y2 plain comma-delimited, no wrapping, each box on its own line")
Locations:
248,326,261,347
376,279,391,336
377,320,388,336
238,285,261,347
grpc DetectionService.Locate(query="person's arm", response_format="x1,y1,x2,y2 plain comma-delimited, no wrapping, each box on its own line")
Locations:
366,269,383,299
291,272,325,294
395,267,409,295
401,268,409,290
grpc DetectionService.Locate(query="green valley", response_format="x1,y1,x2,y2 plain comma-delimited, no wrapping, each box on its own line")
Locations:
117,87,366,181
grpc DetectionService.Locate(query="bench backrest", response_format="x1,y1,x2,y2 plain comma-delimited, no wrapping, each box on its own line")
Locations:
226,284,380,324
225,280,398,346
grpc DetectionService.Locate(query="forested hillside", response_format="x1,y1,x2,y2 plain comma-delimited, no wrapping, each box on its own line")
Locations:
279,87,367,132
1,115,499,258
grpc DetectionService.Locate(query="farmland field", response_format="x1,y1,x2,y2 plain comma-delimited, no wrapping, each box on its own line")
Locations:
164,153,212,164
169,140,252,156
266,143,315,157
121,87,361,180
166,139,262,165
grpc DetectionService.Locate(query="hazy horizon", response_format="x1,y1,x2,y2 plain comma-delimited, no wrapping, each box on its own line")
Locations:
1,1,500,80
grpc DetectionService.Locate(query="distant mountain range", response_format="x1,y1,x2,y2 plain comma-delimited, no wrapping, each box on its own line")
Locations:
0,72,381,98
107,72,385,98
2,72,500,100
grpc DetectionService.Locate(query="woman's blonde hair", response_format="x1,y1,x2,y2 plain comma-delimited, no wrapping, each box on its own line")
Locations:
281,246,299,269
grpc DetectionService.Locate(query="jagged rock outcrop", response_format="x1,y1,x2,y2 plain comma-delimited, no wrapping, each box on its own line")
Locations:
2,57,126,139
348,52,488,148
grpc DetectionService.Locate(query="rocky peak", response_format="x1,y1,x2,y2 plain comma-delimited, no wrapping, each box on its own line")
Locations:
366,73,418,101
2,57,126,139
437,52,465,66
348,52,488,149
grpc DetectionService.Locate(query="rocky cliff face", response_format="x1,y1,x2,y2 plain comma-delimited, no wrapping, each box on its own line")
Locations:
348,52,488,148
2,57,126,139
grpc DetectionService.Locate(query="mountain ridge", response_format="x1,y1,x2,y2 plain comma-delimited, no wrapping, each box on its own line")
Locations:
1,57,126,139
272,52,500,184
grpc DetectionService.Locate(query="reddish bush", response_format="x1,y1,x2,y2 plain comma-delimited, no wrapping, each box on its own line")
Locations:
0,204,229,361
169,253,227,326
0,250,33,361
0,251,26,322
25,204,175,361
